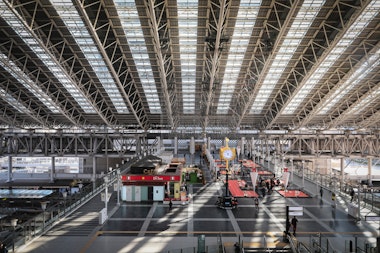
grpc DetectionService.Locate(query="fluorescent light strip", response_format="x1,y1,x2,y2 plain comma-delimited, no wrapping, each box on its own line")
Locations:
217,0,261,114
250,0,324,114
318,48,380,114
0,87,30,113
283,0,380,114
178,0,198,114
0,52,60,113
52,0,129,113
0,2,96,113
115,0,161,114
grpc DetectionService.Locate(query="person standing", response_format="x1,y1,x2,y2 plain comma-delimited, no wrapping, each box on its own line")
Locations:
0,242,8,253
291,216,298,235
320,187,323,199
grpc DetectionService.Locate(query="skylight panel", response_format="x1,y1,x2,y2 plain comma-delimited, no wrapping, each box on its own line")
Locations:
0,88,31,113
0,2,95,113
0,53,60,113
51,0,129,114
115,0,161,114
251,0,324,114
283,0,380,114
350,86,380,115
177,0,199,114
217,0,261,114
318,48,380,114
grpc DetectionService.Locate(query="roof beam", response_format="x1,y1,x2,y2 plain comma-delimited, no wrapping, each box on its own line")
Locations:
263,0,374,129
235,0,301,129
202,0,231,129
75,0,150,130
144,0,177,129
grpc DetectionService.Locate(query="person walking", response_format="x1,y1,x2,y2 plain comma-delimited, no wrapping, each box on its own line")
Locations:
169,199,173,209
234,242,240,253
331,192,336,208
254,197,259,209
291,216,298,235
320,187,323,199
350,188,355,202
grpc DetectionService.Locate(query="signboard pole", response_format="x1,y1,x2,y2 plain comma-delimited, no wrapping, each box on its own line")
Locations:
285,206,290,235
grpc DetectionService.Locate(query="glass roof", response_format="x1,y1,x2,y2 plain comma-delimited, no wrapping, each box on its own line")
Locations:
0,52,60,113
318,48,380,114
0,2,96,113
52,0,129,114
0,87,29,113
251,0,324,114
217,0,260,114
351,85,380,115
282,0,380,114
115,0,161,114
178,0,198,114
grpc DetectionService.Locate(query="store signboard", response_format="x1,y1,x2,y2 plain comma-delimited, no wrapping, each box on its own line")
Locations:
122,175,181,181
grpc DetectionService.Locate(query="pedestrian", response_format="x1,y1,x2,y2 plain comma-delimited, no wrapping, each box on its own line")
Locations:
169,199,173,209
234,242,240,253
331,192,336,208
350,188,355,202
291,216,298,235
0,242,8,253
320,187,323,198
254,197,259,209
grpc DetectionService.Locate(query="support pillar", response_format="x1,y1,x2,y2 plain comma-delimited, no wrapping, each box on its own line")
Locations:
251,137,254,160
302,160,305,189
368,157,373,186
92,156,96,190
136,135,142,157
7,156,12,183
190,137,195,164
241,137,245,158
51,157,55,183
174,136,178,155
340,158,345,191
290,158,294,184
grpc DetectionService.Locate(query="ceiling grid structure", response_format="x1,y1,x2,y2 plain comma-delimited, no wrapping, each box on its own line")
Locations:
0,0,378,137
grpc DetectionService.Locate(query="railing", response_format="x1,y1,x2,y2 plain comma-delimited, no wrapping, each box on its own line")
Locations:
287,234,312,253
309,233,339,253
0,158,138,252
289,163,380,217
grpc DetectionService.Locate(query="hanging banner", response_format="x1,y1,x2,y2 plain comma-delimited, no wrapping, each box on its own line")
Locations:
250,171,258,188
281,171,290,189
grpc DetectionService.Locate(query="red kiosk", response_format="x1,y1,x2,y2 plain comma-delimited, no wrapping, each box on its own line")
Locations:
120,156,183,202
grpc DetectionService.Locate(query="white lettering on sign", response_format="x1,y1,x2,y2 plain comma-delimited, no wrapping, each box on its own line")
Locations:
365,216,380,221
289,211,303,216
153,176,163,180
289,206,303,211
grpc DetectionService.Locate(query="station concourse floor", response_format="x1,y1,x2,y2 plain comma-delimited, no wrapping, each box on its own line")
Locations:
17,159,380,253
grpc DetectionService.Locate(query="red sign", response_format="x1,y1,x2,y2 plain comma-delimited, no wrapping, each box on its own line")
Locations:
122,175,181,182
